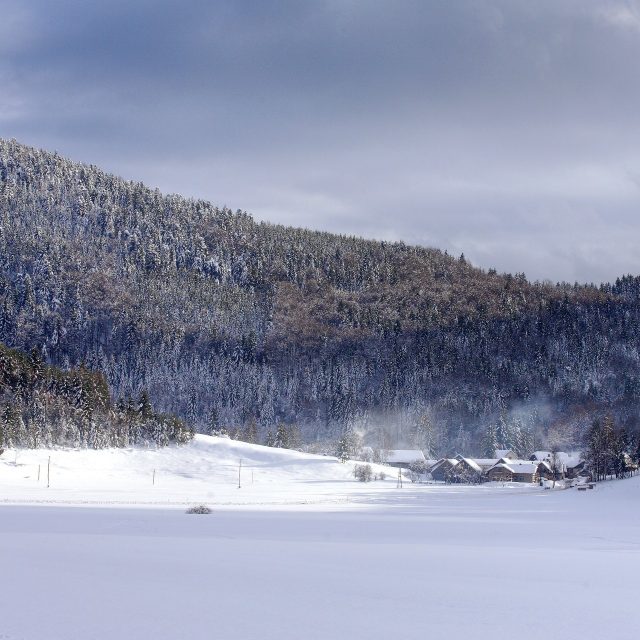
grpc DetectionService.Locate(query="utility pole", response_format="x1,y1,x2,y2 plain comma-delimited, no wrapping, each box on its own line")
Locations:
397,467,403,488
47,456,51,488
238,459,242,489
152,469,156,486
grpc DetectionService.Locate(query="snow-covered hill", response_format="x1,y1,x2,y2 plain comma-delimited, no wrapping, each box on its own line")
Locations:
0,435,405,506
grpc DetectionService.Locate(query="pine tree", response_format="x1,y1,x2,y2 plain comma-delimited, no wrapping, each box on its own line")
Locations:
242,418,259,444
482,422,499,457
336,431,352,463
274,422,290,449
138,389,153,419
495,414,510,451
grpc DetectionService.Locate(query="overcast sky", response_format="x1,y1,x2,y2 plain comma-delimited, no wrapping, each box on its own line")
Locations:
1,0,639,283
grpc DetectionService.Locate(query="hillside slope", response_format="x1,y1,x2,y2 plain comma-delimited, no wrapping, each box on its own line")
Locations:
0,434,397,505
1,139,640,452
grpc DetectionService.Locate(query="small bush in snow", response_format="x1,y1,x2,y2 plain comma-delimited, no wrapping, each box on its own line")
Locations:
353,463,373,482
186,505,212,514
377,471,386,481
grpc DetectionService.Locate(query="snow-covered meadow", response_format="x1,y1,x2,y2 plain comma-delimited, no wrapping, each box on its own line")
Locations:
0,435,408,507
1,436,638,640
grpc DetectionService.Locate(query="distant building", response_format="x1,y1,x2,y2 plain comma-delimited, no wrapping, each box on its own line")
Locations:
529,451,552,462
486,461,551,483
485,463,514,482
429,458,460,482
452,457,483,482
385,449,426,469
531,452,586,479
469,458,499,471
564,459,586,479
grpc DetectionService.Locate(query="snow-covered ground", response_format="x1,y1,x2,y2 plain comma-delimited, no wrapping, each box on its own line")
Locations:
0,434,414,507
1,436,638,639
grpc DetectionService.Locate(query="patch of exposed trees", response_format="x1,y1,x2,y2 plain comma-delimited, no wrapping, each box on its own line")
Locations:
0,342,192,448
583,416,640,481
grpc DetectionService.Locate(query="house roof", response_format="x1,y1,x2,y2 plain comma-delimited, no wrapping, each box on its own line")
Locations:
457,457,483,473
430,458,459,471
495,449,517,459
470,458,499,467
386,449,426,464
489,461,543,475
530,451,552,461
556,452,583,468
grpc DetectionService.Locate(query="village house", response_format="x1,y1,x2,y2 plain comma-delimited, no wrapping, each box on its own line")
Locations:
485,463,514,482
384,449,426,469
529,452,587,480
564,460,586,479
451,456,483,483
486,460,552,483
429,458,459,482
469,458,499,471
529,451,552,462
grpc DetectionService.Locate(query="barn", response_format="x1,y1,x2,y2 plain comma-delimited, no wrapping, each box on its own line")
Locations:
530,451,552,462
470,458,499,471
486,461,549,483
451,457,484,483
385,450,426,469
429,458,459,482
485,463,515,482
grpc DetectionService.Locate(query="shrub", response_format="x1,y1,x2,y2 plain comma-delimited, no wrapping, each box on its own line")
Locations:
407,460,429,483
353,463,373,482
186,505,212,514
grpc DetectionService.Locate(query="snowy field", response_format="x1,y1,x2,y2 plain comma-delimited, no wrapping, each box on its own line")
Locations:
1,437,639,640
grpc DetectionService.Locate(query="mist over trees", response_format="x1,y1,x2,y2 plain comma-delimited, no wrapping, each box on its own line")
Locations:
1,139,640,452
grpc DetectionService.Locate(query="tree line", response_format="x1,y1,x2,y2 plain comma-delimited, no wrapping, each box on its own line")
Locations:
0,342,193,449
583,416,640,481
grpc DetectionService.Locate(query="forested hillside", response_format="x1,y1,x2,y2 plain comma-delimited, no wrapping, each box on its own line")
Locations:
1,138,639,454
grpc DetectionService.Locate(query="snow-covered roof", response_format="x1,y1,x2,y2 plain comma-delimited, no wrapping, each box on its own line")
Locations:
430,458,459,471
495,449,517,459
530,451,552,461
556,452,583,468
470,458,499,467
458,458,483,473
489,461,543,474
386,450,426,464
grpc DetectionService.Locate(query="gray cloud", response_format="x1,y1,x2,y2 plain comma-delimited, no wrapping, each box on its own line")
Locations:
1,0,640,282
